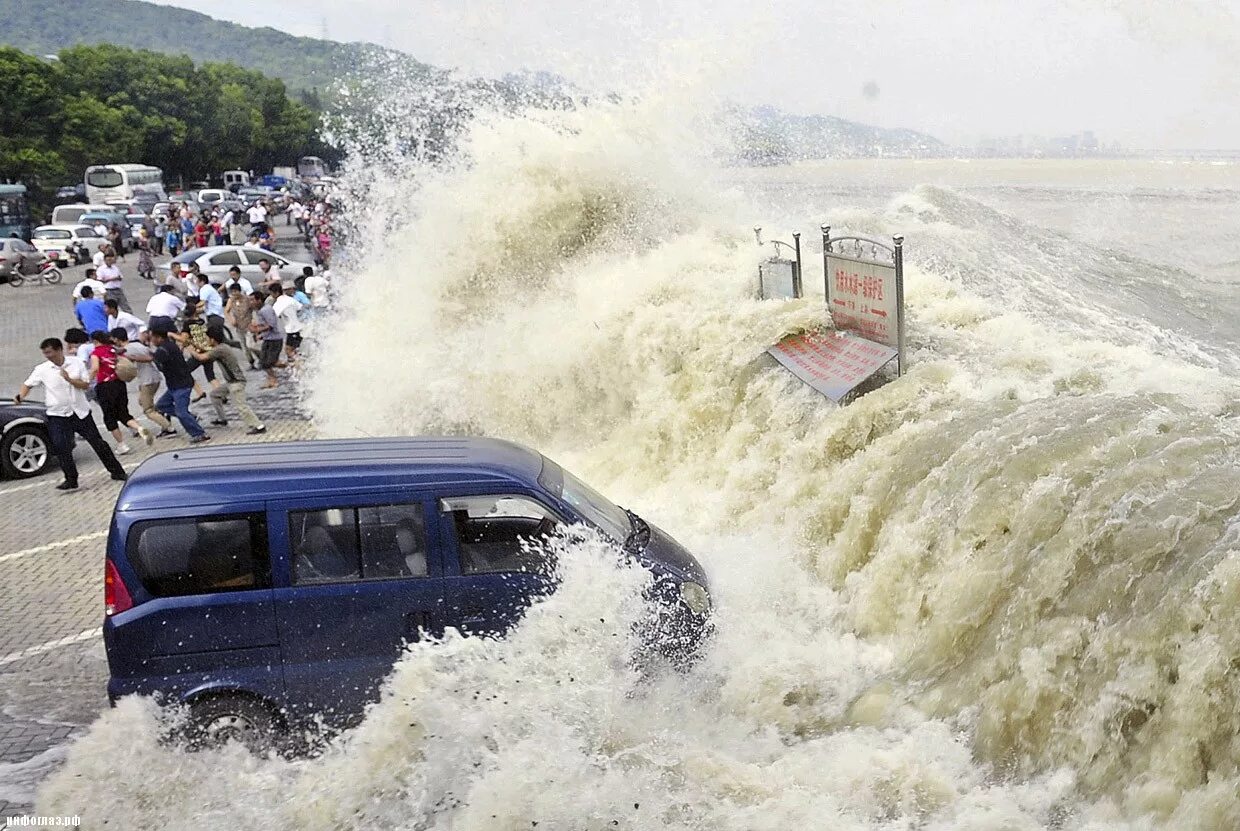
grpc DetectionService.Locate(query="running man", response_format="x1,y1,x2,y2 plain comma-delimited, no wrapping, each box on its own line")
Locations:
14,337,128,490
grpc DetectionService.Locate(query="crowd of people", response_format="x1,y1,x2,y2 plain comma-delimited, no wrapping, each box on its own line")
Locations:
15,193,335,491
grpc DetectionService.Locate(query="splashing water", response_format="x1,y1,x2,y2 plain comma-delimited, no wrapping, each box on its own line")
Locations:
38,94,1240,829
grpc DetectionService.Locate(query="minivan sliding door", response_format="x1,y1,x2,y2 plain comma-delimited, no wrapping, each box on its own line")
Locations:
268,496,445,730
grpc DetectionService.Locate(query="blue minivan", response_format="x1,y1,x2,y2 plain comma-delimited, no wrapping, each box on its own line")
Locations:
103,437,710,748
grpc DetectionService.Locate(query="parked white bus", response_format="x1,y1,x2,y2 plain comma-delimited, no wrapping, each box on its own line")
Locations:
84,164,166,204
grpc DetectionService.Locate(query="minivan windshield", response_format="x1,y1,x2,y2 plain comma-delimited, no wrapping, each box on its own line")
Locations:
538,458,632,543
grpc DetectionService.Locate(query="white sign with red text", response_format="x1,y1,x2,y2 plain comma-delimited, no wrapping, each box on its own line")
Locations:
826,253,899,348
767,329,898,402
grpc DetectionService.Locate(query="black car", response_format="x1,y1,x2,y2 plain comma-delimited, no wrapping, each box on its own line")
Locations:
0,398,53,479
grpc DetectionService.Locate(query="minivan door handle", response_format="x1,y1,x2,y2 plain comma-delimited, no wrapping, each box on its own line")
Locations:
405,611,429,638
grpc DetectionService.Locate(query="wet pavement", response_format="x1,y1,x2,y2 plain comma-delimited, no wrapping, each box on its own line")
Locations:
0,229,318,817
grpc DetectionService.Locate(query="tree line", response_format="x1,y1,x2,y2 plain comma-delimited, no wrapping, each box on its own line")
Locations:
0,44,338,203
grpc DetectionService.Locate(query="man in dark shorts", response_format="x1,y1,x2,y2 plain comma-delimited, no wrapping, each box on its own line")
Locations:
249,291,284,389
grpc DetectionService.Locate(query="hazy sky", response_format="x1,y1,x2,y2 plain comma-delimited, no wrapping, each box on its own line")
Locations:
152,0,1240,149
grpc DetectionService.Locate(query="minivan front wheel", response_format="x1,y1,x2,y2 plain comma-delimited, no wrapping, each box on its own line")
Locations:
188,695,280,755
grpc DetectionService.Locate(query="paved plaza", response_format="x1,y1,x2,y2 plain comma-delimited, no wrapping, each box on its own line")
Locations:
0,234,318,816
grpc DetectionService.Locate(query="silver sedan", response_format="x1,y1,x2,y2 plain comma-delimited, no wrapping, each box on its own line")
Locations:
164,245,314,283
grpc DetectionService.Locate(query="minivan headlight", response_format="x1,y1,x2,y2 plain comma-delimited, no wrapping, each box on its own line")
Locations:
679,581,710,615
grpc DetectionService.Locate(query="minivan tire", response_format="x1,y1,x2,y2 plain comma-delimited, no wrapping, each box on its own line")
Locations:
187,695,280,755
1,424,51,479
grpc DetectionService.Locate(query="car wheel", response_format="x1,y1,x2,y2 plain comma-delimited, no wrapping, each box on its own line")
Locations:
1,424,51,478
187,695,280,755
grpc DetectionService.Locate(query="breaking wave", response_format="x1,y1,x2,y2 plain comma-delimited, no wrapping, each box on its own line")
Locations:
39,97,1240,829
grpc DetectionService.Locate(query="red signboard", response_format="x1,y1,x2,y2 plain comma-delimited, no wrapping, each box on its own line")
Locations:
767,330,897,402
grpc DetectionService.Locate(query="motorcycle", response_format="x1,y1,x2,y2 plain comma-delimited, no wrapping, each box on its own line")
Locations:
66,240,90,265
8,256,63,288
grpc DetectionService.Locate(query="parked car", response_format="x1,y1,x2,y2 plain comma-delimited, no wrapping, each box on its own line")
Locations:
196,189,229,207
50,203,113,226
237,187,274,206
125,213,151,238
79,211,134,252
164,196,201,217
0,398,53,479
103,437,712,748
54,185,85,203
105,199,151,216
0,238,46,283
165,246,313,283
31,225,107,265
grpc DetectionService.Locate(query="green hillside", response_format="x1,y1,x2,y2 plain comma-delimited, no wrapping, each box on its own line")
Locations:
0,0,428,91
0,43,335,206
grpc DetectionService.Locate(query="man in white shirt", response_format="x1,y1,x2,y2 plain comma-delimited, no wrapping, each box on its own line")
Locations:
91,246,107,268
183,263,201,299
272,280,304,359
62,329,94,382
105,299,144,340
165,261,187,296
72,269,107,302
221,266,254,296
256,257,281,288
96,252,131,313
146,285,186,329
247,202,268,230
303,269,329,309
289,201,305,233
116,328,175,437
195,274,225,327
14,336,128,490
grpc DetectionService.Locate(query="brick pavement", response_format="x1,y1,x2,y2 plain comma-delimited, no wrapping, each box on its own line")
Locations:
0,233,319,818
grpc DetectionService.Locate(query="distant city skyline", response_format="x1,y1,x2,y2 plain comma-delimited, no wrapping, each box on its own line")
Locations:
150,0,1240,150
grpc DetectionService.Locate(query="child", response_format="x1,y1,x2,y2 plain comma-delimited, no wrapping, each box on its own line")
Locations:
165,223,181,257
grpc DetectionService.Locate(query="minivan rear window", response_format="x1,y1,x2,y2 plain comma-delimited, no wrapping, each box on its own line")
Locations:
127,515,270,597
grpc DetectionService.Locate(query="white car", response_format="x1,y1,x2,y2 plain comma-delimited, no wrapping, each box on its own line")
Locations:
197,189,229,207
30,225,108,265
165,245,314,283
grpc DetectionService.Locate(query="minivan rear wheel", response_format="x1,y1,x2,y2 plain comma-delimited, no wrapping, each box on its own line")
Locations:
188,695,280,755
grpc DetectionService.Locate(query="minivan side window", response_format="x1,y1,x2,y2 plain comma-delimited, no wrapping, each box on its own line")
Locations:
441,495,560,575
127,515,270,597
290,503,428,585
